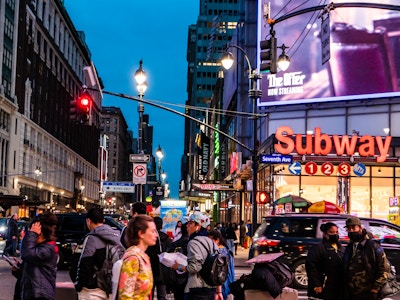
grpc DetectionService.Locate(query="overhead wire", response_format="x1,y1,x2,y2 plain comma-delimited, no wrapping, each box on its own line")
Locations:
280,0,329,58
146,98,267,119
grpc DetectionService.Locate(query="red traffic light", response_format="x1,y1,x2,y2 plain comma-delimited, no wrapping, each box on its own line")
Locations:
257,191,269,204
77,93,91,111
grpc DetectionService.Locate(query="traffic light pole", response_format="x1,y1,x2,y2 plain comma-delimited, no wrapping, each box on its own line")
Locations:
87,86,262,231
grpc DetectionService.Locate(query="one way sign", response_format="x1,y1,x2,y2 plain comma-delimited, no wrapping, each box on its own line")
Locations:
133,163,147,184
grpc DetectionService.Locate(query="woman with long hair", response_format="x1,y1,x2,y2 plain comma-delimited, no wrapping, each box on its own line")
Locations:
306,222,345,300
209,229,235,300
20,212,59,300
118,215,158,300
173,220,183,242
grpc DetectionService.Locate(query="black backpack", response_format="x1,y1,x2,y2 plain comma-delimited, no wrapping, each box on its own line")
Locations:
196,238,229,286
260,260,294,288
95,243,125,295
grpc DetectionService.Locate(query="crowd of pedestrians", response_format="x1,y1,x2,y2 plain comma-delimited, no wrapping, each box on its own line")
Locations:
3,205,398,300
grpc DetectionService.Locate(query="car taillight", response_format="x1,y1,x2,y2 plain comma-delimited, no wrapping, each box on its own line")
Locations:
257,237,280,247
383,235,397,239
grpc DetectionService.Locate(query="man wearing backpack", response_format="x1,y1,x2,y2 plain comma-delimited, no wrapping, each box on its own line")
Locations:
343,216,389,300
172,211,224,300
74,208,124,300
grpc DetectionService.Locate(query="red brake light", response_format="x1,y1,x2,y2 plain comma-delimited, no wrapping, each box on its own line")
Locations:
257,237,280,247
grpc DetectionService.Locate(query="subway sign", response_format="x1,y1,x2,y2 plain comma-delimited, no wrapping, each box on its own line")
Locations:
274,126,392,163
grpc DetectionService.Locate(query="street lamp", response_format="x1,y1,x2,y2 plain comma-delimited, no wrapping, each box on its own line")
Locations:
156,145,164,183
134,60,147,202
134,59,147,153
221,45,262,235
161,170,166,184
34,167,42,215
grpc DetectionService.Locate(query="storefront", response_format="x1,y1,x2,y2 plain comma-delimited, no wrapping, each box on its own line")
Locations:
258,126,400,223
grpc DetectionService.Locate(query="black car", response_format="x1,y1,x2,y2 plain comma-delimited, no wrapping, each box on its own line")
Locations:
55,213,123,268
249,213,400,289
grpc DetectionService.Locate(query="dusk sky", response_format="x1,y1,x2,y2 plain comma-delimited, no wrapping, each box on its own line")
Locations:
64,1,200,198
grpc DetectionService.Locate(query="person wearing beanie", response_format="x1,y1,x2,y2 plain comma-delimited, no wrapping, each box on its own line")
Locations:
342,216,390,300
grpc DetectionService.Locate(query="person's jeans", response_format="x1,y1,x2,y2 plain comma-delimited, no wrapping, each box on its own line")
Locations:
226,239,234,253
156,285,167,300
4,238,18,256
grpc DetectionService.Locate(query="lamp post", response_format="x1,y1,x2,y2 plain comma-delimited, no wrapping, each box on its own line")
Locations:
161,170,166,185
156,145,164,183
221,46,262,235
134,60,147,202
34,167,42,215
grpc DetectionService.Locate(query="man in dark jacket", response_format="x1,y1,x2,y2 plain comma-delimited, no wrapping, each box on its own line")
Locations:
4,214,19,256
74,208,124,300
343,216,389,300
120,201,147,248
147,216,172,300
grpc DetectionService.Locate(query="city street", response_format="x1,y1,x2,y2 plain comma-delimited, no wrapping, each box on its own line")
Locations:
0,247,309,300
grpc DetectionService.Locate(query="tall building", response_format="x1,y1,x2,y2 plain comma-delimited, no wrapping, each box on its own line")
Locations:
220,0,400,226
0,0,103,216
181,0,242,211
100,107,134,212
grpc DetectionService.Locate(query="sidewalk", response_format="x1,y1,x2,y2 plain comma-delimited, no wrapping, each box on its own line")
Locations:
233,245,252,268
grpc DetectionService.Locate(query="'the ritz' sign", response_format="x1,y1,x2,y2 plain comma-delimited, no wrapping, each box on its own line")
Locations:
274,126,392,163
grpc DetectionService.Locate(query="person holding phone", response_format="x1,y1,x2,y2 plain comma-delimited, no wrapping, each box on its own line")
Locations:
20,213,59,300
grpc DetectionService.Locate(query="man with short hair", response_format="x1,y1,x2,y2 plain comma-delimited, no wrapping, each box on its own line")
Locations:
4,214,19,257
343,216,389,300
74,208,123,300
120,201,147,248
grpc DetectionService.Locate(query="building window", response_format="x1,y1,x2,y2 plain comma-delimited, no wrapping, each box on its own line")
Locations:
3,47,12,69
4,17,14,40
2,77,11,97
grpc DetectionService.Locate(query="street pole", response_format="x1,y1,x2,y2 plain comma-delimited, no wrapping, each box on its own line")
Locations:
249,71,262,235
222,46,262,235
134,60,147,203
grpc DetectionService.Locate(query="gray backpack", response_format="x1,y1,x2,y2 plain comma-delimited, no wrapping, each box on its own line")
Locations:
95,243,125,295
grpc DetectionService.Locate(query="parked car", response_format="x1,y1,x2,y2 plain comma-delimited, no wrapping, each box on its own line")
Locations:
0,217,29,253
0,217,7,240
249,213,400,289
55,213,124,268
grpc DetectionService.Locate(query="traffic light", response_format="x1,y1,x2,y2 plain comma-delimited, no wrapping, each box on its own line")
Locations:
69,99,77,120
257,191,269,204
76,92,92,123
260,37,277,74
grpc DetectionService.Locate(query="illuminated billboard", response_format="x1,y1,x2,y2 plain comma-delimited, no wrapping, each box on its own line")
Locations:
258,0,400,107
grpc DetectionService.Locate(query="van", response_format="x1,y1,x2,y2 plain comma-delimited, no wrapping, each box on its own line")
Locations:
249,213,400,289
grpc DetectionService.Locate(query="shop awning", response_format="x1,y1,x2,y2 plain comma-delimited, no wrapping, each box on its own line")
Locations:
0,195,25,210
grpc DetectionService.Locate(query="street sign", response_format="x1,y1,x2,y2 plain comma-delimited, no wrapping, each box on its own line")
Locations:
321,15,331,65
129,154,150,163
132,163,147,184
103,181,135,193
321,162,334,176
288,162,302,175
353,163,366,177
338,162,351,176
260,154,292,164
305,162,318,175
